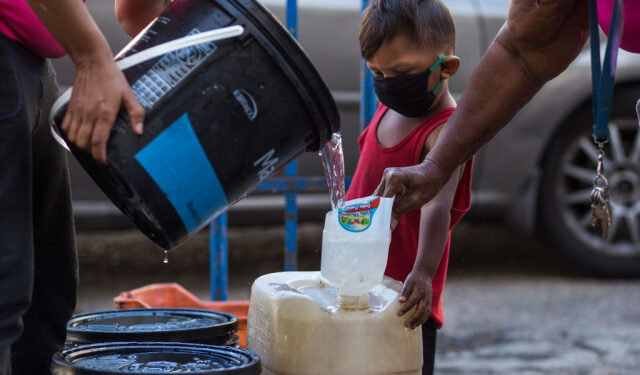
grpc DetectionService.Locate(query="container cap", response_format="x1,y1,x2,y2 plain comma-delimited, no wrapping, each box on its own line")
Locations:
52,342,261,374
66,309,238,345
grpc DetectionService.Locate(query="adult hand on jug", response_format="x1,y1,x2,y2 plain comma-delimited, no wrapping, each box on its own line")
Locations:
375,162,448,231
26,0,145,163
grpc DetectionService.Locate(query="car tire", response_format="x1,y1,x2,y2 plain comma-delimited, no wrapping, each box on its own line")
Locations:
539,84,640,277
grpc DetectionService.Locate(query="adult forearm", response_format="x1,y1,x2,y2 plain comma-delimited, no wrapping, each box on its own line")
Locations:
374,0,588,223
425,36,545,181
27,0,112,65
427,0,589,180
116,0,173,36
26,0,112,64
26,0,145,163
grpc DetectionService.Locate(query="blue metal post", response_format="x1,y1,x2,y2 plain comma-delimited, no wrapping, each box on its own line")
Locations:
284,0,299,271
210,212,228,301
360,0,376,131
286,0,298,38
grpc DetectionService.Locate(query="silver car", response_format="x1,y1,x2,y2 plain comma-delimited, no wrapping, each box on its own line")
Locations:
52,0,640,276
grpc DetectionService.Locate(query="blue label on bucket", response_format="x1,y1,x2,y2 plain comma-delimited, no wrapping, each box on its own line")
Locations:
135,113,227,233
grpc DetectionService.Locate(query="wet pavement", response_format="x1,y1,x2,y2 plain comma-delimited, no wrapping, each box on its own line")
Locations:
438,276,640,374
75,222,640,375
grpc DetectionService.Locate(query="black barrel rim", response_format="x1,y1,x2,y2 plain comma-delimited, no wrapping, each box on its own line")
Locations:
51,342,261,375
66,309,238,345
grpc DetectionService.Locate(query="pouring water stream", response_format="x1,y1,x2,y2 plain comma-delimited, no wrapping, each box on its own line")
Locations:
319,132,346,209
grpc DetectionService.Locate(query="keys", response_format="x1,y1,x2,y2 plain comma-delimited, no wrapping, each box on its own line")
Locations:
591,186,612,239
589,142,613,240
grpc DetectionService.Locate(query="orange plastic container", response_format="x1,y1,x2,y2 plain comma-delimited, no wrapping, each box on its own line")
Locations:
114,283,249,348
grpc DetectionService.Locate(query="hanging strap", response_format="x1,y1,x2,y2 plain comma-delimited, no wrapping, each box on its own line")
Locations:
589,0,623,143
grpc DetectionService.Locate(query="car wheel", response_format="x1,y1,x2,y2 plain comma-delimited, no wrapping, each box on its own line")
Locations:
539,85,640,277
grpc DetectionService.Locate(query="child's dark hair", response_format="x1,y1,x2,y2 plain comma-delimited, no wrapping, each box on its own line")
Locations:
359,0,455,60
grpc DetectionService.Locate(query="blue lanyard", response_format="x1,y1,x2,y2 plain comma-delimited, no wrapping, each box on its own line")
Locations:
589,0,623,143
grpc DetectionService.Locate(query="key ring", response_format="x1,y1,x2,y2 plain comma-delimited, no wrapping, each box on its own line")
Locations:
593,174,608,189
593,138,607,180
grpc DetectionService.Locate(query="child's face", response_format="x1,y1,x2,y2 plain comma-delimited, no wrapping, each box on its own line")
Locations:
366,34,452,117
366,35,443,87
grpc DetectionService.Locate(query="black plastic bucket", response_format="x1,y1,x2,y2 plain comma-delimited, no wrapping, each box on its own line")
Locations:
50,0,339,249
65,309,239,347
223,335,240,348
51,342,261,374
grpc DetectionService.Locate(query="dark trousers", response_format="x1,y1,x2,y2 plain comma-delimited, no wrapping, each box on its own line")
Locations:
0,34,78,375
422,318,437,375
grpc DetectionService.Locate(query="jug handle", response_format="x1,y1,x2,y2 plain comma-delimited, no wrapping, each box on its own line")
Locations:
49,25,245,151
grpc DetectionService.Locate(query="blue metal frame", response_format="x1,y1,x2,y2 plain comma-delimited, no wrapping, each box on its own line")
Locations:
209,212,228,301
360,0,376,133
209,0,375,301
284,0,299,273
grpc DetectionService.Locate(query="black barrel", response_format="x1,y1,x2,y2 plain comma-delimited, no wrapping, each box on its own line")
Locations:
65,309,238,346
51,0,340,249
52,342,261,374
224,335,240,348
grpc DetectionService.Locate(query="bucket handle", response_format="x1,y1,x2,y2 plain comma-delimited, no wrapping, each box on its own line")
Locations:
50,25,245,150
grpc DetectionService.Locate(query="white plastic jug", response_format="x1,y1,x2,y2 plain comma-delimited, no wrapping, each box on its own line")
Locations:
247,271,422,375
320,196,394,305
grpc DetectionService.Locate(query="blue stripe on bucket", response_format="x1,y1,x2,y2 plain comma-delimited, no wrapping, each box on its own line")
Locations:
135,113,227,233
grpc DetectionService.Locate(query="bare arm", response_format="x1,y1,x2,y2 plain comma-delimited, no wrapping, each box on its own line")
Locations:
116,0,173,37
376,0,589,222
26,0,144,163
397,165,462,329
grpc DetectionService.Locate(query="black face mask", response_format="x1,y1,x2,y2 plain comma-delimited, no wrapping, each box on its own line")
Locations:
373,55,446,118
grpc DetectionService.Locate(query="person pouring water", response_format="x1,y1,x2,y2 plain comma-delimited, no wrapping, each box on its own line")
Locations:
374,0,640,229
0,1,169,373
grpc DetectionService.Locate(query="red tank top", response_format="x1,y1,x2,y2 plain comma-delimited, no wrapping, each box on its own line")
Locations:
346,104,473,328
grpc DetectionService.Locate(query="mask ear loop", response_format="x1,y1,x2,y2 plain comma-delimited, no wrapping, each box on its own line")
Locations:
429,55,447,94
429,55,447,71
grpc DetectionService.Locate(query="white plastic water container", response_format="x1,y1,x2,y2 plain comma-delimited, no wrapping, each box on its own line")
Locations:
320,196,393,302
247,271,422,375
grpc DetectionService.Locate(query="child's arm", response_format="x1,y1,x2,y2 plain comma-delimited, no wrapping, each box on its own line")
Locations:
115,0,173,37
397,145,463,329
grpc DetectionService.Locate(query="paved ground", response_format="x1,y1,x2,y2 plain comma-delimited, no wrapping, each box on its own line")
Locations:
439,276,640,374
75,222,640,374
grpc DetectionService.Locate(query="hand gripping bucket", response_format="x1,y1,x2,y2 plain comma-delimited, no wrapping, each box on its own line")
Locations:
50,0,340,249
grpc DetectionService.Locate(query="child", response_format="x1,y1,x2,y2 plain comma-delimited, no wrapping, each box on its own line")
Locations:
347,1,473,374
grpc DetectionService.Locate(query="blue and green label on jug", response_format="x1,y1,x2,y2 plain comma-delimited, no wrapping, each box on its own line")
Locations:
338,197,381,232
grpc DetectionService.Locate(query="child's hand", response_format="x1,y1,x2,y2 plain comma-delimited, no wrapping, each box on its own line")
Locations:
397,268,433,329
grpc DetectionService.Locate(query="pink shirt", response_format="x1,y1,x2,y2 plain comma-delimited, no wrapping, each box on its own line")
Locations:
0,0,66,58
